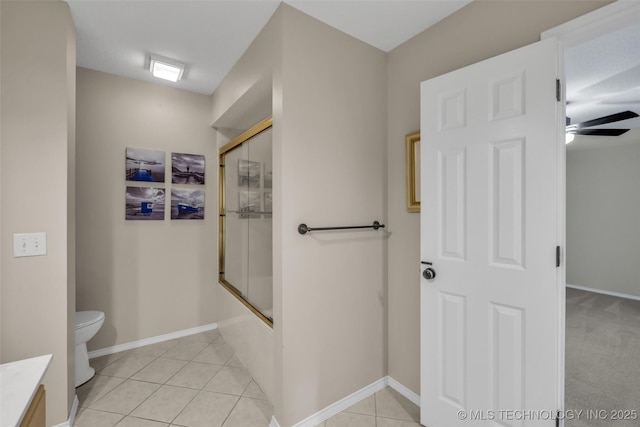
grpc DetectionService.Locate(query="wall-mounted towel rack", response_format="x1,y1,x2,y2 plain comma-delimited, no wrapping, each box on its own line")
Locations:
298,221,385,235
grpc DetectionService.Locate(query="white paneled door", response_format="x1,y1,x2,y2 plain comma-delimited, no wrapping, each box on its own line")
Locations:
420,38,563,427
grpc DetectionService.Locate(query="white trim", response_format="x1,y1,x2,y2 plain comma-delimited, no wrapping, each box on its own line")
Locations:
553,29,568,427
68,395,78,427
51,395,78,427
287,376,419,427
567,284,640,302
541,0,640,47
88,323,218,359
291,377,388,427
387,376,420,407
542,5,640,426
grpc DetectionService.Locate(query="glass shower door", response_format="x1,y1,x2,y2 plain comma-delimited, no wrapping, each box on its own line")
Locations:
219,120,272,324
246,130,272,319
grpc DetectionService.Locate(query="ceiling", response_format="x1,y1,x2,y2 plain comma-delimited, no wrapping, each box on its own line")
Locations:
66,0,471,95
66,1,639,133
565,21,640,132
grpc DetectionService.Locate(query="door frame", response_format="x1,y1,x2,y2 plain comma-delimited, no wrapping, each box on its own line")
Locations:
542,1,640,424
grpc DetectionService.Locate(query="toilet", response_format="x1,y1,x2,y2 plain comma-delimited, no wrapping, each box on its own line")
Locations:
74,311,105,387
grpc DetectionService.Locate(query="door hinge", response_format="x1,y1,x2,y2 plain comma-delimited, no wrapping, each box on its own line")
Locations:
556,79,561,102
556,246,561,268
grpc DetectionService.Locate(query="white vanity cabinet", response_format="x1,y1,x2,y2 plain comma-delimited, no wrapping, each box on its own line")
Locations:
0,354,52,427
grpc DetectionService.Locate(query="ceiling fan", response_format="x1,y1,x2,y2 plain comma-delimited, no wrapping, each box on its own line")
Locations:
566,110,639,139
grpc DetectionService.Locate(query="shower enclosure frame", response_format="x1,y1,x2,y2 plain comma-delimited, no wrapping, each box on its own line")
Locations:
218,117,273,327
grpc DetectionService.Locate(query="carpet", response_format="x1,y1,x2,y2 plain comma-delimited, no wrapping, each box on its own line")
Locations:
565,287,640,427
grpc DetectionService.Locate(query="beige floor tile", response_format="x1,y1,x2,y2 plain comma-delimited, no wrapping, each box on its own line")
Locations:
161,340,209,361
192,342,234,365
116,416,170,427
242,380,268,400
128,340,180,357
90,352,127,372
98,354,157,378
172,390,239,427
130,384,198,423
343,394,376,416
208,329,223,341
325,412,376,427
224,354,245,368
180,329,220,344
90,379,160,414
221,397,273,427
82,334,433,427
376,417,422,427
204,366,252,395
374,388,420,422
74,408,124,427
78,330,286,427
166,361,222,390
131,358,188,384
77,374,126,407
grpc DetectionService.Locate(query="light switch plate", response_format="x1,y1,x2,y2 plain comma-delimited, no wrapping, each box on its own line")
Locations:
13,232,47,257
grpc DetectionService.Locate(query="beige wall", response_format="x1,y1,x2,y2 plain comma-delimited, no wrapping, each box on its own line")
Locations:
76,68,218,350
386,0,612,395
566,132,640,297
211,5,388,425
278,6,387,425
66,1,78,407
216,285,275,401
211,9,281,132
0,1,76,424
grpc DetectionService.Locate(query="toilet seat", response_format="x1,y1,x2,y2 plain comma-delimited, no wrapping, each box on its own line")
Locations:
75,311,105,330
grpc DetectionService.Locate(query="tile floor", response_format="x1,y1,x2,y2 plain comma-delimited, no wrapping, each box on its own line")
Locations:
314,388,421,427
75,329,421,427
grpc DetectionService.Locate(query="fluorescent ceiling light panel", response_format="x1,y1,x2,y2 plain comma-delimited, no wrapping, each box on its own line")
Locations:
149,55,184,82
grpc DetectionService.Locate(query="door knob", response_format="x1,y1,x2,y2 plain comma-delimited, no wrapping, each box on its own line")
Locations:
421,261,436,280
423,267,436,280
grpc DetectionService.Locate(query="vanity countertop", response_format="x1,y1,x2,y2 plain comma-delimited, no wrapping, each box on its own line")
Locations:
0,354,52,427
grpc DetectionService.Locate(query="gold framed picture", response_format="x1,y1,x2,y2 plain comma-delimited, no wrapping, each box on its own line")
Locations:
405,131,420,212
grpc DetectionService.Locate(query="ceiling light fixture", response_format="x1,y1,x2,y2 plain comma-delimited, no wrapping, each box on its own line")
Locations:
149,55,184,82
565,133,575,144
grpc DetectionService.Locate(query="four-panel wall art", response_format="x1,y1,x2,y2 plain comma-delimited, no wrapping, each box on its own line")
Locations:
125,147,205,220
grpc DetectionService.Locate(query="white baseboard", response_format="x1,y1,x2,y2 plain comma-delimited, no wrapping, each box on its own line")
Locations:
69,395,79,426
88,323,218,359
292,377,388,427
566,284,640,302
52,394,78,427
386,376,420,407
287,376,419,427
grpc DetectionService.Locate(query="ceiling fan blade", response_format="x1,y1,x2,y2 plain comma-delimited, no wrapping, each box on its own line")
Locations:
575,110,639,129
573,128,630,136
